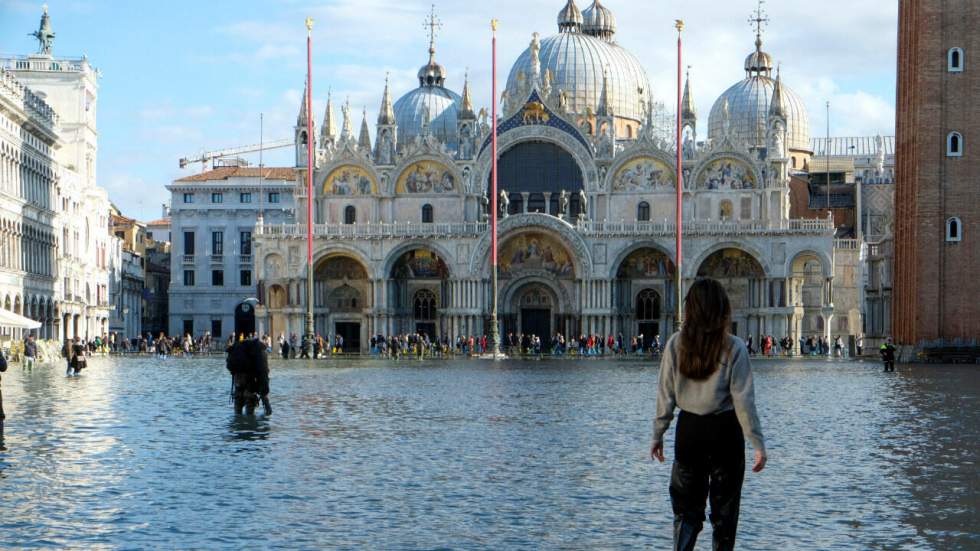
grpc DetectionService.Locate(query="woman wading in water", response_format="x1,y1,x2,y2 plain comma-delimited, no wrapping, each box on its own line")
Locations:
651,278,767,551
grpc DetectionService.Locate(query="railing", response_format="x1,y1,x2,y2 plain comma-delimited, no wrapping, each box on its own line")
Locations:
2,55,90,74
834,239,860,251
257,218,836,240
210,254,224,264
239,255,253,265
181,254,194,264
0,67,58,129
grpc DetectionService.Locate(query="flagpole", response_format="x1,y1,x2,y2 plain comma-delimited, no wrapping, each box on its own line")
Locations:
304,16,315,356
489,18,501,358
674,20,684,331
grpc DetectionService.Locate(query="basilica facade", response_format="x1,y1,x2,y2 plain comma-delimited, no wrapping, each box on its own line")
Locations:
254,0,843,352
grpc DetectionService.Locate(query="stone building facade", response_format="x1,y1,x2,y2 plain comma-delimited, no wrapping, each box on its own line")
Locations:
254,2,853,352
167,166,295,339
1,7,114,341
894,0,979,347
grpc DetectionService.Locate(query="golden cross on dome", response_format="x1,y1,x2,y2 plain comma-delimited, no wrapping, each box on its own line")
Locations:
748,0,769,44
423,4,442,59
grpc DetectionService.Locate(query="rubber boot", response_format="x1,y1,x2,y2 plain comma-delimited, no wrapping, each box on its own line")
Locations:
673,515,701,551
261,395,272,416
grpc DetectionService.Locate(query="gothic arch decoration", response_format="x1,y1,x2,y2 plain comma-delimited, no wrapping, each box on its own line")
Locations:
695,155,759,190
475,126,598,195
478,90,591,158
394,159,459,194
321,162,378,196
635,288,662,321
498,231,575,279
609,154,676,192
413,289,438,320
327,284,362,312
469,214,594,276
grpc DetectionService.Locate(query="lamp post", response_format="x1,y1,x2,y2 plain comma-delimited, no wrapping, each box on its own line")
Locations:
674,19,685,332
303,16,316,357
489,18,501,359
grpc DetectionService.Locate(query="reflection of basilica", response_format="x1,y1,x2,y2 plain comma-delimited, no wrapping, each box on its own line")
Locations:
255,1,846,352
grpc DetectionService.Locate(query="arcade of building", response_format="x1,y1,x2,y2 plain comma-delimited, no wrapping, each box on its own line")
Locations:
254,1,848,352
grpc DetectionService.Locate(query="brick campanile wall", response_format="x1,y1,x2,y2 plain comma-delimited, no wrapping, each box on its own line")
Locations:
894,0,980,346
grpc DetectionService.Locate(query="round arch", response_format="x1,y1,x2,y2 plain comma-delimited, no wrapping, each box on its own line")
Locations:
391,155,464,196
786,249,833,279
469,213,593,276
689,241,770,279
608,241,676,280
380,240,455,281
475,125,598,195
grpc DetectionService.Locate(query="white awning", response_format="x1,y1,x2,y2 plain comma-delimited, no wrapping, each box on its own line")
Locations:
0,308,41,330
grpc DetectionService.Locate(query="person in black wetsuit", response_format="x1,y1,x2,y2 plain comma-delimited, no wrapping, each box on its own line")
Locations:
879,337,897,372
226,338,271,415
70,336,87,375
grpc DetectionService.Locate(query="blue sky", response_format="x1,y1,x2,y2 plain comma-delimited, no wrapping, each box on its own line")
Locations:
1,0,898,222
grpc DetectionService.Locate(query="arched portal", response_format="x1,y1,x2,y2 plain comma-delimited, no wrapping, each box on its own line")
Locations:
697,248,766,338
497,230,577,339
313,254,371,351
789,251,830,338
614,247,675,347
388,249,449,338
490,141,584,216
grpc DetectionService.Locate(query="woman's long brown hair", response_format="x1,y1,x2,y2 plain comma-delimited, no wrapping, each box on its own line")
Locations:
678,278,732,380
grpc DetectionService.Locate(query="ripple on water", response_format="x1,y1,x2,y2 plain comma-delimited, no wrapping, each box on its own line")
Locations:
0,357,977,549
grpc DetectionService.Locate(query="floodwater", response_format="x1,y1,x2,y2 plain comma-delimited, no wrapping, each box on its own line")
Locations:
0,355,976,550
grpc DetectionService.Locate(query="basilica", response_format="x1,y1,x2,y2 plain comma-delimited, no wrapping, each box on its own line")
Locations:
254,0,846,352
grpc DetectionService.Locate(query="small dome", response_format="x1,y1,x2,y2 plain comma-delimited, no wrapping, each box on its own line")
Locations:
417,61,446,87
744,49,773,75
506,31,650,122
393,84,461,148
707,75,810,151
557,0,583,32
582,0,616,41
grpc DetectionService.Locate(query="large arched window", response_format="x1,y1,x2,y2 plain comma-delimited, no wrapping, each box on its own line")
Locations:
946,217,962,242
947,131,963,157
948,47,965,72
421,204,433,223
413,289,437,320
492,141,584,217
636,289,661,320
344,205,356,225
637,201,650,221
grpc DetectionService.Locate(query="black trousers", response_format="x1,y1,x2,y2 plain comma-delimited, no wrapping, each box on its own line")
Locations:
669,409,745,551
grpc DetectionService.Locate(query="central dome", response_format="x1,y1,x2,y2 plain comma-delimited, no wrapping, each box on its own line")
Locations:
506,32,651,122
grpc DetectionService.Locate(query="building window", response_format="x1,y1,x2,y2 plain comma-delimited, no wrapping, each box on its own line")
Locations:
344,205,356,225
183,270,195,286
211,319,222,339
183,319,193,337
637,201,650,221
211,231,223,255
212,269,224,286
240,192,252,203
268,192,280,204
183,193,194,204
240,270,252,286
211,192,223,203
946,217,962,242
240,231,252,255
947,132,963,157
413,289,437,320
948,47,965,72
421,204,434,223
183,231,195,255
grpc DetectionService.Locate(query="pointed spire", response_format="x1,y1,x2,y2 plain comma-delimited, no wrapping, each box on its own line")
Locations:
596,66,613,117
297,80,309,127
459,70,476,119
768,66,787,119
321,89,337,143
681,66,696,123
340,97,353,141
358,107,372,150
377,74,396,125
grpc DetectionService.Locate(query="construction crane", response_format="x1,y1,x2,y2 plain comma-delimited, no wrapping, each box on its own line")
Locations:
179,138,294,171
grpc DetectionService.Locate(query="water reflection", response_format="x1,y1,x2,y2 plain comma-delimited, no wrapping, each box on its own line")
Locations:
0,356,975,549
